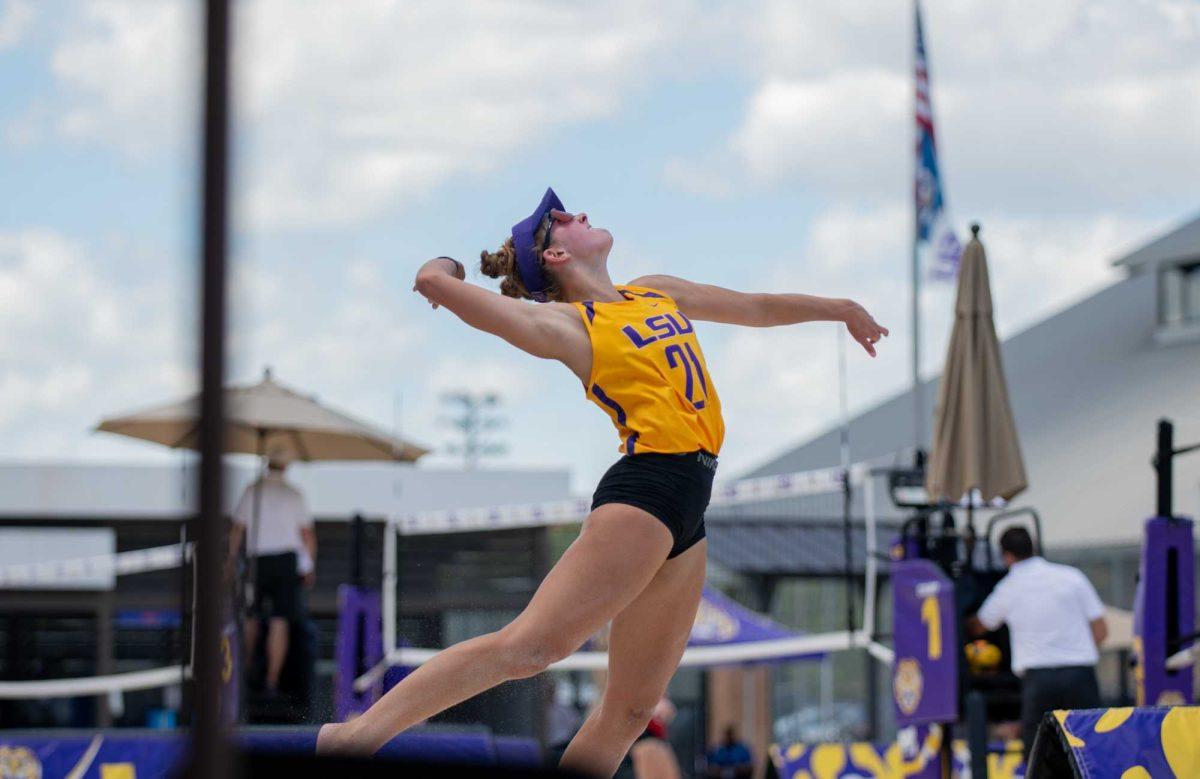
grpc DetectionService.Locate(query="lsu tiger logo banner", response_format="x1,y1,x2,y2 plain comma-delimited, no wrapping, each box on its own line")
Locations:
892,559,958,727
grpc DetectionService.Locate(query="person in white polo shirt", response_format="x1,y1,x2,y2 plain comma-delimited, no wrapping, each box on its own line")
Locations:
228,454,317,693
967,526,1108,759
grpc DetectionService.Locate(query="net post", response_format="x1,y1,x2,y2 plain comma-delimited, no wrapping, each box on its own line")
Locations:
861,467,879,640
1156,418,1173,519
383,518,398,657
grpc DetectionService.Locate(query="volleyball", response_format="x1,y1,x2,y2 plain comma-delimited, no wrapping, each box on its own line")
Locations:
965,640,1002,672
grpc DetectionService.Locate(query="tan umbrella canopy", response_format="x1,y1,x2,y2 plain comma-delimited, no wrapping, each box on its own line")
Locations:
926,225,1027,504
97,368,428,462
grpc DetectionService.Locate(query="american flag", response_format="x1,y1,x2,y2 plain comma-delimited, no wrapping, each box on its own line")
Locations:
914,0,961,280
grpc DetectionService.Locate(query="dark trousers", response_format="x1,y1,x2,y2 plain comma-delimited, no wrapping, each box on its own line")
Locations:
1021,665,1101,759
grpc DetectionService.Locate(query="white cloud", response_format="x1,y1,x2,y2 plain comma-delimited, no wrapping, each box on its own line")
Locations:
0,230,192,458
228,254,419,421
44,0,701,229
0,0,33,50
670,0,1200,214
46,0,1197,222
661,157,735,198
236,0,696,228
50,1,198,154
731,71,908,195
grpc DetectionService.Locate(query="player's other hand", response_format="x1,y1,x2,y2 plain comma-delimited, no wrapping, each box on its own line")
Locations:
843,302,889,357
413,257,465,309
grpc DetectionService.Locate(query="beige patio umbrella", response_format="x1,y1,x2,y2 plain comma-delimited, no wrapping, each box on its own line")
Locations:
97,368,428,462
98,368,428,616
926,224,1027,505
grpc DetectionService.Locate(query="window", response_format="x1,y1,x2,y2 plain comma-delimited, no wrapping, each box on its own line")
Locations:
1184,263,1200,323
1157,262,1200,342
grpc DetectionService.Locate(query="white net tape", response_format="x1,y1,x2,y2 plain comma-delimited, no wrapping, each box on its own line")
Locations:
0,666,187,699
0,543,188,587
396,463,867,535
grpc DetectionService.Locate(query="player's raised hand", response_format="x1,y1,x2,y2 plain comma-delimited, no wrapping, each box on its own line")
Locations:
413,257,465,309
843,302,888,357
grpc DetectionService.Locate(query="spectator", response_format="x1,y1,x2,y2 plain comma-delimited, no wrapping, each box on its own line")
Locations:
228,454,316,692
968,526,1107,760
706,725,753,779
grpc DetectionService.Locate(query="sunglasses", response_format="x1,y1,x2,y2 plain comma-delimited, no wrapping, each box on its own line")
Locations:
540,210,574,256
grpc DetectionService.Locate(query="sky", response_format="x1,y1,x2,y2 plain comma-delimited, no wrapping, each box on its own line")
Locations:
1,0,1197,493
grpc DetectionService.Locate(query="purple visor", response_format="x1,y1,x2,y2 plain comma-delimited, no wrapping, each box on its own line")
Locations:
511,187,564,303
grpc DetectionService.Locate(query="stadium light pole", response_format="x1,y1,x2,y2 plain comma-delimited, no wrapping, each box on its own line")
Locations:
191,0,233,776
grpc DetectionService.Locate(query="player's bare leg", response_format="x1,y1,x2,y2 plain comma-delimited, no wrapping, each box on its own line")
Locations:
559,539,706,778
317,504,674,756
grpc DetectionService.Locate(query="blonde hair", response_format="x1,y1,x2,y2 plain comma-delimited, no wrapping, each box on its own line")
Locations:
479,216,563,301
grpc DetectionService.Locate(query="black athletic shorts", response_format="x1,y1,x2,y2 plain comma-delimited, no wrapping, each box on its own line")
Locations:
253,551,299,621
591,450,717,559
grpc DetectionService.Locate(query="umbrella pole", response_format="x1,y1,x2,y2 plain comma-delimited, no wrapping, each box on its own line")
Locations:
247,429,267,594
966,501,975,570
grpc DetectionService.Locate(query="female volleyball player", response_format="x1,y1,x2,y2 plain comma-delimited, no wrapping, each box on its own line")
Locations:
318,189,887,776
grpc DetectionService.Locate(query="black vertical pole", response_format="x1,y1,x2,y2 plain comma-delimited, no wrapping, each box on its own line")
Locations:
352,513,367,682
191,0,232,776
351,513,365,589
178,521,191,724
1156,418,1173,519
843,471,854,636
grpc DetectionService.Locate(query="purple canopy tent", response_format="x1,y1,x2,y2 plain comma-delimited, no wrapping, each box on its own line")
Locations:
687,586,824,663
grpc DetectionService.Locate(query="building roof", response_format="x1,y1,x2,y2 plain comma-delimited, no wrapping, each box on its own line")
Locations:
1114,213,1200,270
743,269,1200,548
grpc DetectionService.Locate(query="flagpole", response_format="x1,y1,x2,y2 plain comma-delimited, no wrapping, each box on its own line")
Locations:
911,0,924,459
912,232,922,458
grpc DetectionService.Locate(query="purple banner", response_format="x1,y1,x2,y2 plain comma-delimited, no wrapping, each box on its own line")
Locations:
0,730,543,777
0,735,183,778
335,584,384,721
892,559,958,727
1133,517,1195,706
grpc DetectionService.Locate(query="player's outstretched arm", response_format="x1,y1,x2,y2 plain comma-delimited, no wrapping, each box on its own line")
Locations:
414,258,584,365
632,274,888,357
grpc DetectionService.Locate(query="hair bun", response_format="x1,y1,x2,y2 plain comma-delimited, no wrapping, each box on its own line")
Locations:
480,233,557,301
479,242,516,280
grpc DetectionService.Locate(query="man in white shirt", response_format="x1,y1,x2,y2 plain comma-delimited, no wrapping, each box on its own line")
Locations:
968,527,1108,759
228,455,317,692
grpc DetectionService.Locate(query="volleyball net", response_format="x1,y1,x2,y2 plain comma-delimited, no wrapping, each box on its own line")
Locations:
0,542,192,699
0,461,892,702
355,461,890,692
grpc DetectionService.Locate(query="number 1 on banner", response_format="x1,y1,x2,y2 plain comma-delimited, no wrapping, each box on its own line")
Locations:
921,595,942,659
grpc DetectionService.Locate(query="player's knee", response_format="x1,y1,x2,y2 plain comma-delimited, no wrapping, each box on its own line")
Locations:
603,695,659,734
493,629,577,679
